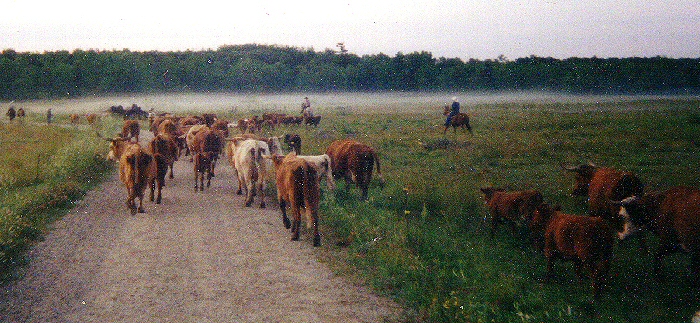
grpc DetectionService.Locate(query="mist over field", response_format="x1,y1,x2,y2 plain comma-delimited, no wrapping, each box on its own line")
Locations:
7,92,699,115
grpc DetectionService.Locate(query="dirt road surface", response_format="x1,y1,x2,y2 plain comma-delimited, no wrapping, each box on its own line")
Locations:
0,134,404,322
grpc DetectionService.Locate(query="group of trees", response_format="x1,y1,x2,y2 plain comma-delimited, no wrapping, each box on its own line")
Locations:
0,44,698,100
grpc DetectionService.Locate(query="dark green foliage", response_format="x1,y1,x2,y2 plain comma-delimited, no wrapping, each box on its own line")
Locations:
1,46,699,100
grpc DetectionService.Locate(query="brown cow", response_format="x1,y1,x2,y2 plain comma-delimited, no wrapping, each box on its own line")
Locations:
563,163,644,231
149,134,178,201
86,113,98,125
121,120,141,142
70,114,80,125
303,115,321,127
530,203,614,300
480,187,544,237
194,151,215,191
267,153,321,246
325,139,384,200
191,128,223,179
615,186,700,281
119,143,157,215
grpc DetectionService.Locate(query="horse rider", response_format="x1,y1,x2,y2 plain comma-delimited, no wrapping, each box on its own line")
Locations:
445,96,460,127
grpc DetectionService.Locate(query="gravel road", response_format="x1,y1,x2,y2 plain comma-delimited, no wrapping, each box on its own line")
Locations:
0,135,404,322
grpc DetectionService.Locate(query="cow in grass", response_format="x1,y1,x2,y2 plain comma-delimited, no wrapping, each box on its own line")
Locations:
267,153,321,246
563,163,644,232
325,139,384,200
297,154,335,190
614,186,700,282
284,133,302,154
119,144,156,214
530,203,614,300
480,187,544,237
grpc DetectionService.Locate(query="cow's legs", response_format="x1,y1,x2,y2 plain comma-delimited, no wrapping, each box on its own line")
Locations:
258,181,266,208
291,207,301,241
312,210,320,247
244,181,255,207
279,200,291,229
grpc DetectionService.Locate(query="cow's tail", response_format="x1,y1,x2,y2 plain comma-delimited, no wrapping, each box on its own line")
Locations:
303,163,320,229
374,151,385,188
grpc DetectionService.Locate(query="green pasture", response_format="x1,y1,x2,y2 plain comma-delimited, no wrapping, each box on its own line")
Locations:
0,115,114,281
261,98,699,323
1,96,699,322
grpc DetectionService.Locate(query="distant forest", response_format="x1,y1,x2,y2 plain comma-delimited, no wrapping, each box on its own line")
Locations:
1,44,699,100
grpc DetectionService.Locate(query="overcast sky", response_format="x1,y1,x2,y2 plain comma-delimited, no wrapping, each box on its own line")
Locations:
1,0,698,60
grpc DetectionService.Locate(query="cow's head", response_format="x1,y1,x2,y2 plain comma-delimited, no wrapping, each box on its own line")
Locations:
562,163,598,196
613,194,658,239
479,187,503,204
107,137,129,161
529,203,561,249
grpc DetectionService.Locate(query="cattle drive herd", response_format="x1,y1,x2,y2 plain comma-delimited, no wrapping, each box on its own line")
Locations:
102,109,372,250
76,105,699,302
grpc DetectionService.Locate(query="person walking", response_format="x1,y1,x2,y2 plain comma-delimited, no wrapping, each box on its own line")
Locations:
6,106,16,121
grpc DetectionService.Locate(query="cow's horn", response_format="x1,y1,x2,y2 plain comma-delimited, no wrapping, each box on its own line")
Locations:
561,163,579,171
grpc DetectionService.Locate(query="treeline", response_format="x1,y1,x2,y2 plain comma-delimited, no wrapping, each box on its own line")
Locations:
1,44,698,100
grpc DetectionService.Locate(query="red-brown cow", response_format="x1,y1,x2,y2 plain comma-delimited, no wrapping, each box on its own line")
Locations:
325,139,384,200
615,186,700,281
191,128,223,181
530,203,614,300
121,119,141,142
194,151,215,191
268,153,321,246
148,135,178,203
563,163,644,231
480,187,543,237
119,143,157,215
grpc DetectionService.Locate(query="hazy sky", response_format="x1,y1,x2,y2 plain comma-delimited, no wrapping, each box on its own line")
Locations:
1,0,698,60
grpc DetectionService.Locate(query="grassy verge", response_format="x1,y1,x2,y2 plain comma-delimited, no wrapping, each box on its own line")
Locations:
0,116,117,282
276,99,700,323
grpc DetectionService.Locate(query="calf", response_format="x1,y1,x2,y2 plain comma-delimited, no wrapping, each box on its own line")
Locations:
268,153,321,246
194,151,215,191
530,203,614,300
480,187,543,237
121,119,141,142
149,135,178,202
615,186,700,281
70,114,80,124
119,144,157,215
284,133,302,154
326,139,384,200
229,138,272,207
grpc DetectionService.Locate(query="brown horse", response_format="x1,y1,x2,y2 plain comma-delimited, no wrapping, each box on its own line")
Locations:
443,105,472,135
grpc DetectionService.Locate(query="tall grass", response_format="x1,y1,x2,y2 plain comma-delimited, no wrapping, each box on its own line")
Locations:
283,99,700,322
0,116,116,281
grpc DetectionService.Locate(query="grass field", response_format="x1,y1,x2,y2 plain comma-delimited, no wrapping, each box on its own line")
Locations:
2,93,700,322
0,117,114,281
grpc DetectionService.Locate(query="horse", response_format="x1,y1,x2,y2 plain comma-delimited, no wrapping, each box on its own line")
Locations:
443,105,472,135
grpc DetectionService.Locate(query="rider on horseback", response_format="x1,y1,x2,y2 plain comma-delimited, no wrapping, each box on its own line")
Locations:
445,96,459,127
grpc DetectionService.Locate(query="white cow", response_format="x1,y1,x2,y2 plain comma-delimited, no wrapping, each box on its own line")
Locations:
296,153,336,190
229,138,273,208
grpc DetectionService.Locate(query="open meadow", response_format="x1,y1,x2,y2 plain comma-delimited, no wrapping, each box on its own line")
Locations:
2,92,700,322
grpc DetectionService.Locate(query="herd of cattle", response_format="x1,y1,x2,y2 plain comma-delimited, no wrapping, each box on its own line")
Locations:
481,163,699,299
103,111,379,248
98,108,698,301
